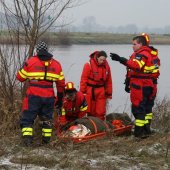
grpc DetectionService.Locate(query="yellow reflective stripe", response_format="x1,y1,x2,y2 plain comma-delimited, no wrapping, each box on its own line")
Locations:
42,133,52,137
42,128,52,133
144,68,159,73
145,120,149,124
151,51,157,55
42,128,52,137
45,62,49,66
22,127,33,132
60,71,64,76
145,113,153,120
20,69,29,76
47,73,60,79
19,70,27,79
22,127,33,136
58,75,64,80
135,119,145,127
61,108,66,116
133,59,145,68
80,106,88,111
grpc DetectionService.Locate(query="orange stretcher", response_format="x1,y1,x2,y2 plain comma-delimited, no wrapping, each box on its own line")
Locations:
57,124,133,143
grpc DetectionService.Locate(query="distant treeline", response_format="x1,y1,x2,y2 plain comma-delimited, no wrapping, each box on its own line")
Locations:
0,31,170,45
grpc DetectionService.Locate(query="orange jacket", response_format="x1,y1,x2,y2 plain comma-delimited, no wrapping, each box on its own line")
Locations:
16,55,65,97
80,52,112,98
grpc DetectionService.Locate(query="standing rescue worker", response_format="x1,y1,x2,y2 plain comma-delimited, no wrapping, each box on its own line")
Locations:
110,33,160,139
80,51,112,121
56,82,88,130
16,41,65,146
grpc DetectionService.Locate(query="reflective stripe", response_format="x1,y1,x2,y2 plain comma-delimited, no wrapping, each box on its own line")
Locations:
42,133,52,137
19,71,64,81
135,119,145,127
145,113,153,120
144,68,159,73
133,59,145,68
42,128,52,133
45,62,49,66
61,108,66,116
22,127,33,136
19,70,27,79
80,105,88,111
151,51,157,55
42,128,52,137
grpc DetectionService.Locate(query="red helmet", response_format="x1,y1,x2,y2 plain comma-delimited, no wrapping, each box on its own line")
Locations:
65,82,76,91
141,33,150,45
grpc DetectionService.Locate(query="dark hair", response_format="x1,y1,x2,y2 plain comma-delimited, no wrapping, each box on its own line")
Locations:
98,51,107,58
133,36,148,46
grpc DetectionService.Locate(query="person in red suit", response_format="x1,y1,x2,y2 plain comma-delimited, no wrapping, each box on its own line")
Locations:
110,33,160,139
80,51,112,121
56,82,88,130
16,41,65,146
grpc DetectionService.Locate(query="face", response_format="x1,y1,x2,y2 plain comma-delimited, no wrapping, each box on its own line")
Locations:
97,56,106,65
132,39,142,52
65,92,76,101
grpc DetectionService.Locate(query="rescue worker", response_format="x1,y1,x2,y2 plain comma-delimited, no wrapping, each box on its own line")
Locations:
56,82,88,130
110,33,160,139
16,41,65,146
80,51,112,121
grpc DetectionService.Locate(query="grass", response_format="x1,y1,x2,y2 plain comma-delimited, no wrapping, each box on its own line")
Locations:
1,31,170,45
0,97,169,169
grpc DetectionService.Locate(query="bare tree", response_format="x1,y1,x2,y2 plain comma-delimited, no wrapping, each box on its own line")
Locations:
1,0,83,56
0,0,84,134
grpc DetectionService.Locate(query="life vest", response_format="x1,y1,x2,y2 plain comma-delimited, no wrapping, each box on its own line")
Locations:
87,52,110,87
127,46,160,80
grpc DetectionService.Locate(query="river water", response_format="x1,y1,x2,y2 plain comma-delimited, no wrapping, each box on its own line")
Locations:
52,44,170,114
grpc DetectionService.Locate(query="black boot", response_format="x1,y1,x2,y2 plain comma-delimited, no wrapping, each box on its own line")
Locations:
144,124,151,136
23,136,33,147
42,137,50,145
134,126,148,139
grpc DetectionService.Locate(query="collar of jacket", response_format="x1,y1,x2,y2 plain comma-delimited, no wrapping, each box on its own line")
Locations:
37,49,53,61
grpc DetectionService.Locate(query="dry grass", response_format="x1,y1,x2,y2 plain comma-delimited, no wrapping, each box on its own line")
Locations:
0,97,169,169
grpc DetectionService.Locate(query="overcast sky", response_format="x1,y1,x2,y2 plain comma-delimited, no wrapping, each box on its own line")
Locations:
69,0,170,28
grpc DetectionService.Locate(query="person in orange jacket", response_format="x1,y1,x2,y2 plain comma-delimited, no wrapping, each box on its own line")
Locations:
16,41,65,146
80,51,112,121
56,82,88,131
110,33,160,139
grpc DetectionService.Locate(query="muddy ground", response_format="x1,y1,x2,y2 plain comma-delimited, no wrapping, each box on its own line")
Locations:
0,132,169,170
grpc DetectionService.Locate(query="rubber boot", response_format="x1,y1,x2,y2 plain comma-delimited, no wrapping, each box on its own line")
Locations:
134,126,148,139
42,137,50,145
144,123,151,136
23,136,33,147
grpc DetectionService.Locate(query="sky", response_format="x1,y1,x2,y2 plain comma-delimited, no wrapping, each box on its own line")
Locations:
68,0,170,28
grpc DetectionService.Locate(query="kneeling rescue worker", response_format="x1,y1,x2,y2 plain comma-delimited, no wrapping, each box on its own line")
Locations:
16,41,65,146
55,82,88,131
110,33,160,139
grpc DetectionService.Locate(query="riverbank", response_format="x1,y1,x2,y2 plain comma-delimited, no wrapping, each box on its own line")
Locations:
0,32,170,45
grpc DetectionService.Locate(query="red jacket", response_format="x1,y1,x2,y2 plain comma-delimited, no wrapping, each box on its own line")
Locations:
61,91,88,122
16,55,65,97
80,52,112,98
126,46,160,80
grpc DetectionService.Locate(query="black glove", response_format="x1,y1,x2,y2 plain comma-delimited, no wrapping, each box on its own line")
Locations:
124,78,130,93
110,53,121,61
110,53,128,65
56,92,63,109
